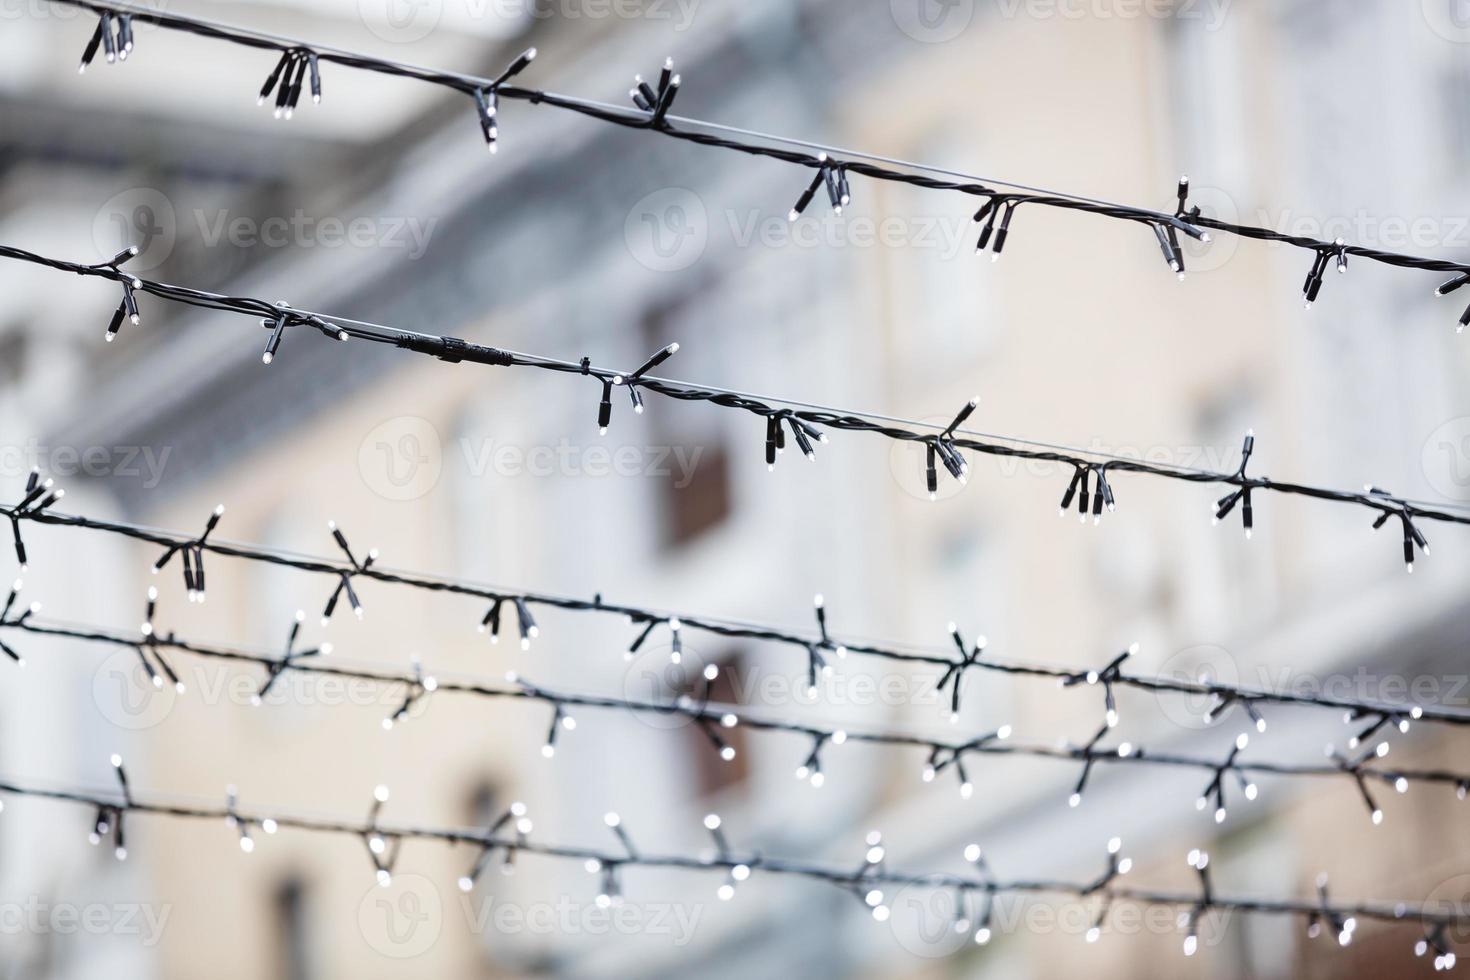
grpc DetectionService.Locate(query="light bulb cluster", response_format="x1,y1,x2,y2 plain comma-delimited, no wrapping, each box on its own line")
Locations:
0,578,39,666
788,152,851,222
253,610,332,706
6,468,64,570
1194,732,1256,824
320,521,376,623
76,9,133,73
926,398,978,499
150,504,225,603
595,344,679,435
470,48,536,154
627,56,681,129
256,47,322,120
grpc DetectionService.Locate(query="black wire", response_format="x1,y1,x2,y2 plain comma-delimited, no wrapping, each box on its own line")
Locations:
40,0,1470,285
5,499,1469,734
4,242,1469,547
0,767,1461,934
3,614,1464,800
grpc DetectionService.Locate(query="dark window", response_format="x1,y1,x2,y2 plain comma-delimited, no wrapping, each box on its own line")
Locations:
640,302,734,549
663,447,732,548
273,877,314,980
683,648,750,797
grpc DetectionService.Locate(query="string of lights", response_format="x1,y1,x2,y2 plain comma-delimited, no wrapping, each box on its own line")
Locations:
5,247,1469,570
0,757,1464,963
43,0,1470,331
5,485,1467,752
3,581,1467,825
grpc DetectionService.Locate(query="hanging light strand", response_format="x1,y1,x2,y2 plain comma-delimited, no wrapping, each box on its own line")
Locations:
1,760,1466,963
4,609,1469,818
41,0,1470,329
4,245,1470,569
3,490,1467,741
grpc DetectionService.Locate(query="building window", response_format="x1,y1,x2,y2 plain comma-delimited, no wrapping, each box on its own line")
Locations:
273,877,315,980
640,299,734,550
684,648,750,797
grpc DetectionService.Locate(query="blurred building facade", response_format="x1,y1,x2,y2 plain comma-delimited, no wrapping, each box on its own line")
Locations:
3,1,1470,978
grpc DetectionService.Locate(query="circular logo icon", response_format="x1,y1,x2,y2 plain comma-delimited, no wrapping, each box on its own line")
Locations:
92,648,179,731
891,0,974,43
889,414,972,503
889,878,974,958
621,639,714,732
624,188,708,272
359,0,444,43
358,417,443,502
1422,0,1470,43
1173,183,1239,276
93,187,176,272
1153,644,1241,731
358,873,442,958
1422,417,1470,501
